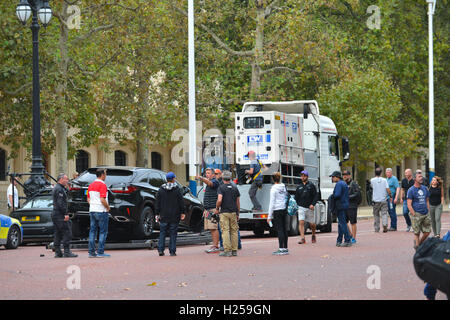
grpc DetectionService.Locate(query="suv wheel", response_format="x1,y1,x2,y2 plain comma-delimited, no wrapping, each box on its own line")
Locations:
133,206,155,239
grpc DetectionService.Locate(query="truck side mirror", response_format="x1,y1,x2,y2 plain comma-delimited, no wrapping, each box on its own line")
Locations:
342,137,350,161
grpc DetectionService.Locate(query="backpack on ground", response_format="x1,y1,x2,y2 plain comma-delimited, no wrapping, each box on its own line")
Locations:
413,232,450,295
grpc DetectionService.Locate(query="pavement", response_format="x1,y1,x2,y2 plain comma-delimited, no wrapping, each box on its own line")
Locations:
1,212,449,301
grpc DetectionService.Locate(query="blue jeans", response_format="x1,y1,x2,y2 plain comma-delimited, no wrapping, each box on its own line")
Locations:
387,200,397,229
337,210,351,244
89,212,109,255
402,200,412,227
219,221,242,249
158,222,178,253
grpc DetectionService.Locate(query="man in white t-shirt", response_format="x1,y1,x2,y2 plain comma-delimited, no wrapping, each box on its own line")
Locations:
7,177,19,215
370,168,391,233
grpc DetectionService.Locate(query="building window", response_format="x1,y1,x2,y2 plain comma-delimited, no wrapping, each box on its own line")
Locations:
75,150,90,174
151,152,162,170
115,150,127,166
0,148,6,181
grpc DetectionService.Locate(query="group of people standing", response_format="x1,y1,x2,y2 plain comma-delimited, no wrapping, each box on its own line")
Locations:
370,167,445,249
266,169,363,254
46,163,446,259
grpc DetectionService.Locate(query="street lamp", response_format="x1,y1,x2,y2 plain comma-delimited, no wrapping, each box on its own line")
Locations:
426,0,436,183
16,0,52,197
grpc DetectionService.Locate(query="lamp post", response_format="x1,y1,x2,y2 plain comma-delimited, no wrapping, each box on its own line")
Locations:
16,0,52,197
188,0,197,194
426,0,436,183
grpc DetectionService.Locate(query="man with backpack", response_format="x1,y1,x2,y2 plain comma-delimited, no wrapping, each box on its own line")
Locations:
343,170,361,244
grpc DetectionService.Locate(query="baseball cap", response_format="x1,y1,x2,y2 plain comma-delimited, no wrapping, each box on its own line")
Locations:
214,169,222,174
300,170,309,176
329,171,342,178
166,172,176,180
342,170,351,176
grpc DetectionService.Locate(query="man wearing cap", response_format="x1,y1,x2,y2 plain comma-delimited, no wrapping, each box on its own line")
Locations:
330,171,352,247
155,172,186,256
295,170,318,244
343,170,361,244
245,151,265,211
215,170,240,257
215,169,223,185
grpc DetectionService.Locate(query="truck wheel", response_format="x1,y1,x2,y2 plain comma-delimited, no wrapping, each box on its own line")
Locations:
133,206,155,239
288,214,299,236
321,209,333,233
253,226,265,237
5,225,21,249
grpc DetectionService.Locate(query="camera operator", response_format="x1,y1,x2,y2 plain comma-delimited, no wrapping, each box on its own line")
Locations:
196,168,220,253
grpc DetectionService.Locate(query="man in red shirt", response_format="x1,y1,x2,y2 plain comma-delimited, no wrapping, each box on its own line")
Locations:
87,169,111,258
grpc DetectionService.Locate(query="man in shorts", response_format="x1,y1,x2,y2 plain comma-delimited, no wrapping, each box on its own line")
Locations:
294,170,318,244
407,172,431,250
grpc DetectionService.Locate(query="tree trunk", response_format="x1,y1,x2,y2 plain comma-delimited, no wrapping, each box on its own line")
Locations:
136,133,149,167
55,2,69,174
445,114,450,202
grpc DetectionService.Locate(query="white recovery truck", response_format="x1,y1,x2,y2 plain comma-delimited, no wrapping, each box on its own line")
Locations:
233,100,349,236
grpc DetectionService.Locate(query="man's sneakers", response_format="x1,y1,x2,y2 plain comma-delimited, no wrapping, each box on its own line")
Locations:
219,251,232,257
96,253,111,258
388,227,397,232
205,246,220,254
336,242,352,247
272,248,289,255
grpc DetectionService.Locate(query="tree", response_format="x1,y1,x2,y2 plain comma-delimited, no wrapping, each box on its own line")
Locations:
318,68,419,194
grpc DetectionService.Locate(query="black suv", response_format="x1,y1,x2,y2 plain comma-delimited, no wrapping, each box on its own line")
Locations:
68,166,204,240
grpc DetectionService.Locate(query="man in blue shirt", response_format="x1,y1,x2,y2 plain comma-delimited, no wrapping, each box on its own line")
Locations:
330,171,352,247
386,168,400,231
407,172,431,250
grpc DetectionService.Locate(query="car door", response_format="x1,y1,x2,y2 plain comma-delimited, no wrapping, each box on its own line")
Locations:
0,215,10,245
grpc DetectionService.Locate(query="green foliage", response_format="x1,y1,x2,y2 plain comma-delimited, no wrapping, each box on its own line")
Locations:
318,68,418,170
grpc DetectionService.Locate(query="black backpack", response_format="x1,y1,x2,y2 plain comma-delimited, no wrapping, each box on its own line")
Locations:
413,234,450,295
350,181,362,206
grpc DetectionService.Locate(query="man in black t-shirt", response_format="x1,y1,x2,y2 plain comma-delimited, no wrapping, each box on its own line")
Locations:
215,171,240,257
401,168,414,232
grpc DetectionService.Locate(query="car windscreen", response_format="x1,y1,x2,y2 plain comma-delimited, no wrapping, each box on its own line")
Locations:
22,196,53,209
76,169,135,187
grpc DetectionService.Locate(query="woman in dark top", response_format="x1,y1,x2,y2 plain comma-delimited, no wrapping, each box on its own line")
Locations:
428,176,444,238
